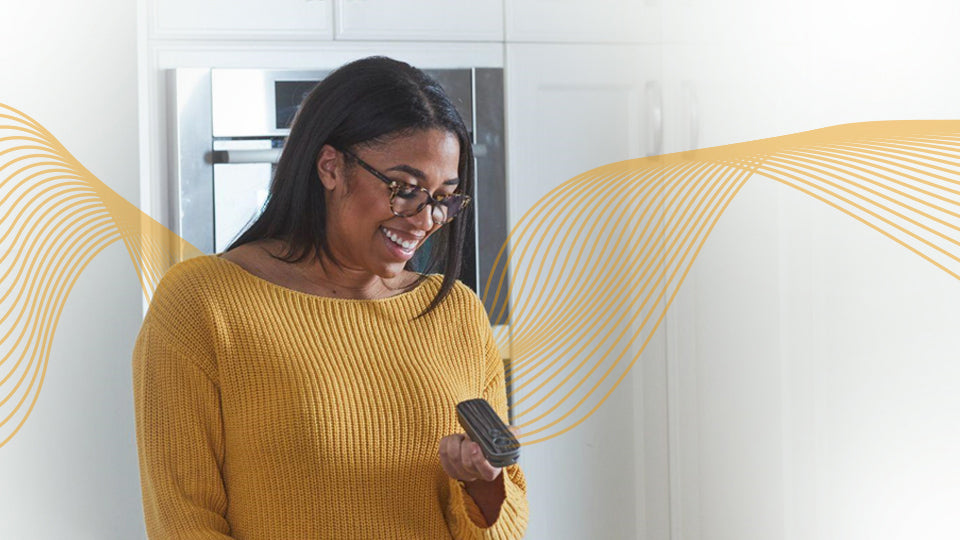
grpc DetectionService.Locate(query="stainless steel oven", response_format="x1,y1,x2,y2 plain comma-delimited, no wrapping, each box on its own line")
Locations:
166,67,509,323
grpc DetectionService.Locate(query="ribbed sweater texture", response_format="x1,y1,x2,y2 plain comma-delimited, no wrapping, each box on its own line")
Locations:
131,255,529,539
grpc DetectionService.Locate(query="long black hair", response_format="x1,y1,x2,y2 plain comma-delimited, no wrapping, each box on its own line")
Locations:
226,56,474,319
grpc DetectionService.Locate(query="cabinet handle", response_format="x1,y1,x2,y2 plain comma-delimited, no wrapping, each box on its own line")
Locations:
645,80,663,157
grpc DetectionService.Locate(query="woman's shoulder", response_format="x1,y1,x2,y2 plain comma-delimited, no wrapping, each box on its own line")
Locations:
152,254,224,301
143,254,233,334
423,275,490,322
417,273,473,299
137,255,224,363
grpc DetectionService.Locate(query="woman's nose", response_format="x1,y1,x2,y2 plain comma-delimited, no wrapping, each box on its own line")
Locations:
407,202,437,231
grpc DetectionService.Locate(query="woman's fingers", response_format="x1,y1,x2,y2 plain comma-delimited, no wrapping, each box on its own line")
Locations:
452,437,479,481
438,436,461,479
438,433,502,482
440,434,478,481
460,435,502,482
470,450,502,481
458,436,481,479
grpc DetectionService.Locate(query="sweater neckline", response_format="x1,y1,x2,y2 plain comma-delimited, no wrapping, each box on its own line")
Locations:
209,254,438,304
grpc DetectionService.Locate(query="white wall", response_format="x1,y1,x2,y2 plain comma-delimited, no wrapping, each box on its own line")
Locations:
0,1,146,538
664,2,960,538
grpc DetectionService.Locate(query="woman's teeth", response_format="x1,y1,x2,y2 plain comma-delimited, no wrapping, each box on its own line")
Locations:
382,227,416,251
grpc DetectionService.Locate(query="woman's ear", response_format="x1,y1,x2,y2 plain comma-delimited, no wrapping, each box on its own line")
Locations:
316,144,343,191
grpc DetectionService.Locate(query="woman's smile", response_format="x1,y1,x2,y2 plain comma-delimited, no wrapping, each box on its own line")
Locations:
380,225,421,259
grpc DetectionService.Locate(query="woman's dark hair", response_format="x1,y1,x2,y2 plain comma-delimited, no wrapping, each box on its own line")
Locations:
226,56,473,319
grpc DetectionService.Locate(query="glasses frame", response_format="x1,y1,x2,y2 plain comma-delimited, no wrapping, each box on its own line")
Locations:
336,146,472,225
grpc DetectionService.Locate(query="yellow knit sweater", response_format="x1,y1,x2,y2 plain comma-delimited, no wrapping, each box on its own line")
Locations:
131,254,528,539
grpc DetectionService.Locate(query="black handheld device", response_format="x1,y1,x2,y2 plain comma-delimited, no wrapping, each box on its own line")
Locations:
455,398,521,468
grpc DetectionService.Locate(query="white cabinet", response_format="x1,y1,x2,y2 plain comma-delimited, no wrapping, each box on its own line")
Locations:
505,43,662,218
505,43,669,540
334,0,502,41
147,0,672,43
506,0,660,43
661,0,808,48
149,0,333,39
660,41,809,154
659,38,800,540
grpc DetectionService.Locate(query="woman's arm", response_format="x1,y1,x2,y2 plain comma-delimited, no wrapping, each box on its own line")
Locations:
439,433,508,526
132,320,234,539
440,319,529,539
463,474,506,525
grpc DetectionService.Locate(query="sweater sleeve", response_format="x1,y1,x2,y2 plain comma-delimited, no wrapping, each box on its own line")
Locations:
444,314,530,539
132,317,233,539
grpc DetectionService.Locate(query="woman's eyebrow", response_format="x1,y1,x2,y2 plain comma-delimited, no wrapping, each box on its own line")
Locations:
386,164,459,185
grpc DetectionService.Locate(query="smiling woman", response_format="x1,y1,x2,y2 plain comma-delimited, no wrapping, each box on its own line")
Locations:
131,56,528,539
305,128,463,291
224,56,477,313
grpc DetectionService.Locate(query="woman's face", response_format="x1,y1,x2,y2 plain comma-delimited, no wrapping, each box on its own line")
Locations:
316,128,461,280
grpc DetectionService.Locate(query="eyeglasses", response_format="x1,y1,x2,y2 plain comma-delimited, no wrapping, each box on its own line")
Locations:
337,147,471,225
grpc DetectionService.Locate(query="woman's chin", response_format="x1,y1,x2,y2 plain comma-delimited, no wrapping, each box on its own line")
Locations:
375,260,409,280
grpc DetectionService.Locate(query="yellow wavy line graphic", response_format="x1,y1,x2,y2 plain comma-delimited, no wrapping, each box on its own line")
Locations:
1,101,958,448
485,120,960,444
0,103,203,448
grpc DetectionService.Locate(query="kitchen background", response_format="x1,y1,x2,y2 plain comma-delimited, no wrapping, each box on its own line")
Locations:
1,0,959,538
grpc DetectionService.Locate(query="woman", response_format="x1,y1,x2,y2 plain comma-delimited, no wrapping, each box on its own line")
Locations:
132,56,529,539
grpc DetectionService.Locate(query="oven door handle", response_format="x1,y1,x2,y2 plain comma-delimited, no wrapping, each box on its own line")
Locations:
209,149,281,164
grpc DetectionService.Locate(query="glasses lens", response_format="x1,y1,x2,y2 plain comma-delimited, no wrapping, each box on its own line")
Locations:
392,190,468,223
441,195,468,220
392,188,428,217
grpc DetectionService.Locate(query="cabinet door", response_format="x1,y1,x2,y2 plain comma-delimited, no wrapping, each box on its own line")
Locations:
660,40,792,540
506,43,662,219
506,0,660,43
149,0,333,39
334,0,502,41
505,43,669,540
